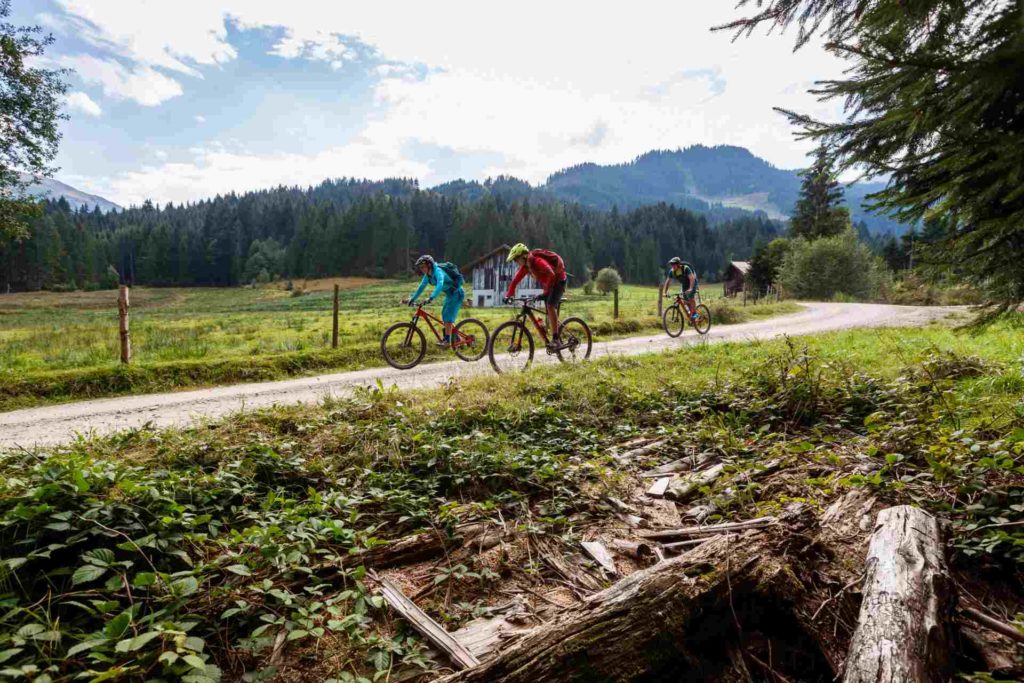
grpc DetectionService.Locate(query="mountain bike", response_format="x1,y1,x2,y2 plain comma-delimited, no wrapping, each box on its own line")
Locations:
487,296,592,374
662,290,711,337
380,302,489,370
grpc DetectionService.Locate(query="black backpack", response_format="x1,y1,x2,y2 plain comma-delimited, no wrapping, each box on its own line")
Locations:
437,261,464,290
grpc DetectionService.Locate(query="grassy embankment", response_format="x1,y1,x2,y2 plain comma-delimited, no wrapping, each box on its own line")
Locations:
0,279,798,410
0,318,1021,681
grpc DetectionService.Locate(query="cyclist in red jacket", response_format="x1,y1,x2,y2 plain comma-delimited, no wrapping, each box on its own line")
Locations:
503,243,567,351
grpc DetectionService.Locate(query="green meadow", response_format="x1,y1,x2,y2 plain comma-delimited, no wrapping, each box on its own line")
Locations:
0,278,797,410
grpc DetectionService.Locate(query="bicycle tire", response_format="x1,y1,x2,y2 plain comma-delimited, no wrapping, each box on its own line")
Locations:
662,304,685,337
453,318,489,362
692,304,711,335
556,317,592,363
488,320,534,374
380,322,426,370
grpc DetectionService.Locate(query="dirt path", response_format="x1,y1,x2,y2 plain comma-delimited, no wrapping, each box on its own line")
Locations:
0,302,956,449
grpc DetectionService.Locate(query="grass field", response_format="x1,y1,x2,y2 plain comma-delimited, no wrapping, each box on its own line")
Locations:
0,319,1020,681
0,278,797,410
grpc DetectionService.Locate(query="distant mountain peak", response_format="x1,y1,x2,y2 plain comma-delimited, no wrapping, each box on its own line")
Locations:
17,173,121,213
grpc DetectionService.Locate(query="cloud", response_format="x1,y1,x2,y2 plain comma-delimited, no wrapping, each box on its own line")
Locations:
96,141,430,207
54,0,236,76
50,1,852,199
59,55,183,106
270,30,350,69
64,91,102,117
194,115,206,124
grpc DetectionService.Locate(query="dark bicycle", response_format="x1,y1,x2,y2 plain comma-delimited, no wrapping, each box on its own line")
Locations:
487,296,592,374
380,302,489,370
662,290,711,337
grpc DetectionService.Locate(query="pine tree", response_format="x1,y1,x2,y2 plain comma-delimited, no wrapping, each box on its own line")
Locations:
789,146,850,239
719,0,1024,317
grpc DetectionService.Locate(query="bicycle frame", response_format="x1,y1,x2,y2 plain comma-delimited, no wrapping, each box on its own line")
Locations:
511,298,554,345
407,304,473,349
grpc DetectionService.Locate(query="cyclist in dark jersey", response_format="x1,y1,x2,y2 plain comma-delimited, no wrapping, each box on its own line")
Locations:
662,257,699,321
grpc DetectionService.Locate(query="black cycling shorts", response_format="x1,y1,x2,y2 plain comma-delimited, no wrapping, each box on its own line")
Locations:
543,277,567,307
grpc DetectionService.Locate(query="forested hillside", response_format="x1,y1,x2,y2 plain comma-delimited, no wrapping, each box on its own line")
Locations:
544,145,902,234
1,178,780,292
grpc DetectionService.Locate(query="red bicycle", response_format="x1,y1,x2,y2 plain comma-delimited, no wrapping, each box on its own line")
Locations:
380,302,489,370
487,296,592,374
662,290,711,337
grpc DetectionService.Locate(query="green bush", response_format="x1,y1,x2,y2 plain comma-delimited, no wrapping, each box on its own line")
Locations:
595,267,622,295
582,279,595,295
779,229,889,301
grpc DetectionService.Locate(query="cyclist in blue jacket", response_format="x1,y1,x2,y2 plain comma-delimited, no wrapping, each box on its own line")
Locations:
402,255,465,347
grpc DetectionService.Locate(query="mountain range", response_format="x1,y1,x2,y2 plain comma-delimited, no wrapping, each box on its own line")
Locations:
18,173,122,213
28,144,903,233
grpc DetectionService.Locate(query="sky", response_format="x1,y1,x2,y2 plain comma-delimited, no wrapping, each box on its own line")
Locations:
15,0,848,208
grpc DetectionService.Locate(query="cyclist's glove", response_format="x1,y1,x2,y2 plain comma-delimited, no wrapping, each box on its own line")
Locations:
426,297,434,305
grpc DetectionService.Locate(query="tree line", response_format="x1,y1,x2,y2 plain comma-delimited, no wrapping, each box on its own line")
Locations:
0,178,783,292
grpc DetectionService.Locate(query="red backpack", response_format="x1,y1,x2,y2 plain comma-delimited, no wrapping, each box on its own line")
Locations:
530,249,565,277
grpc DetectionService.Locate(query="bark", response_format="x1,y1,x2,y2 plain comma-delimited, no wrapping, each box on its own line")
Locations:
437,533,804,683
841,506,954,683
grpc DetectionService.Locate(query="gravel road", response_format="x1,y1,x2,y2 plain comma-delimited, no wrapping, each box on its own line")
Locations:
0,302,956,449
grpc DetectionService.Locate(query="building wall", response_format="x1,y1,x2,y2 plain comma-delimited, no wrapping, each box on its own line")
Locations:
471,252,543,307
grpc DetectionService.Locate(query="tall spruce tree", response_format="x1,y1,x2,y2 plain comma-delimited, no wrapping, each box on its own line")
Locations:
789,146,850,239
0,0,68,241
718,0,1024,318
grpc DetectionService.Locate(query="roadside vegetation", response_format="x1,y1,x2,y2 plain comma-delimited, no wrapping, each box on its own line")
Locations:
0,318,1020,681
0,278,798,411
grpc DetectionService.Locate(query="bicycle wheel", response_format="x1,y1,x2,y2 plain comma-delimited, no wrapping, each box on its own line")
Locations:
662,304,685,337
692,304,712,335
488,321,534,374
380,322,426,370
453,318,489,362
556,317,592,363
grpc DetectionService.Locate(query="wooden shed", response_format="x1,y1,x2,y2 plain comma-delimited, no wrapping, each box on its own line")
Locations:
461,244,543,307
723,261,751,297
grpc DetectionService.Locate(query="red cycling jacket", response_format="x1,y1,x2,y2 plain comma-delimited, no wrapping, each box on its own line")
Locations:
505,249,566,297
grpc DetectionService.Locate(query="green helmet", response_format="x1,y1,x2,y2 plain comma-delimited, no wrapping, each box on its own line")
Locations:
507,243,529,262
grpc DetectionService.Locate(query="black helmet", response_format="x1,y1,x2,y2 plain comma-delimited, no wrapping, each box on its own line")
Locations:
668,257,682,266
415,255,435,268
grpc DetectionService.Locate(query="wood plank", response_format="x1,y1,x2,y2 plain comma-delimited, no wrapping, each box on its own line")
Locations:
646,476,672,498
378,577,481,670
666,463,725,502
581,541,618,576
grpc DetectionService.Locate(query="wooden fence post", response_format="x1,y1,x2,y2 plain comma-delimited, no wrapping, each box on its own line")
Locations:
332,283,340,349
613,288,619,319
118,285,131,364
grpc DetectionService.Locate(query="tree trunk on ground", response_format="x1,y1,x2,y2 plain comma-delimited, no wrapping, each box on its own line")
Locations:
437,532,817,683
841,505,954,683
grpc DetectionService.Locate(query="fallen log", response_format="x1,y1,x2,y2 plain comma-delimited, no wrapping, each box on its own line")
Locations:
841,505,954,683
437,532,809,683
356,522,488,569
638,451,715,478
613,438,667,463
638,516,778,540
667,463,725,502
961,606,1024,646
607,539,655,563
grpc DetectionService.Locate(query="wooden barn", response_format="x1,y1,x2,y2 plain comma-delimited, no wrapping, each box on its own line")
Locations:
723,261,751,297
461,244,543,307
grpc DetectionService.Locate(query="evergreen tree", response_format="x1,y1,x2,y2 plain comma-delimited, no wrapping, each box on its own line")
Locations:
789,146,850,239
720,0,1024,317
